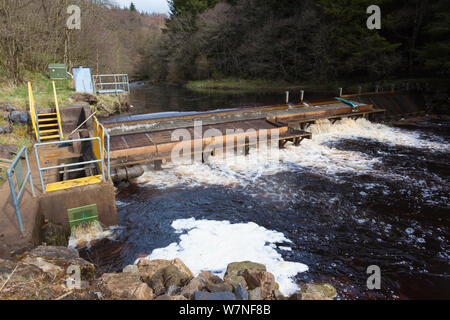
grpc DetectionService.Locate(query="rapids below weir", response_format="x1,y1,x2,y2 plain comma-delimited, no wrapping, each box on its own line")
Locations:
76,114,450,299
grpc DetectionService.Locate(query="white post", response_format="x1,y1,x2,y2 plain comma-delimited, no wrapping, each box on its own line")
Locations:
285,91,289,104
339,88,343,97
300,90,304,103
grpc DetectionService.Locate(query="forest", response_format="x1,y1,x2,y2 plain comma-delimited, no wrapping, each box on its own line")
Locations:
0,0,448,85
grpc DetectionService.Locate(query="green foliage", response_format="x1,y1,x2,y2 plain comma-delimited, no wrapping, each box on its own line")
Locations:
130,2,137,11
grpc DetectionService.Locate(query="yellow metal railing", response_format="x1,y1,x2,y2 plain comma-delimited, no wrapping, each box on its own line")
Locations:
93,116,110,179
27,82,39,141
52,81,64,140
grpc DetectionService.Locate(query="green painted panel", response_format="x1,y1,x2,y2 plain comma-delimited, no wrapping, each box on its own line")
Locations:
14,160,25,191
67,204,98,229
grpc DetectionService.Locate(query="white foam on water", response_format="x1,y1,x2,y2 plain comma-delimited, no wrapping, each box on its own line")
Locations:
139,218,308,296
136,118,448,195
68,221,121,249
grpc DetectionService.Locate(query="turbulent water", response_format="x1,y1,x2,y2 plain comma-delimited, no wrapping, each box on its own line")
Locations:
79,117,450,299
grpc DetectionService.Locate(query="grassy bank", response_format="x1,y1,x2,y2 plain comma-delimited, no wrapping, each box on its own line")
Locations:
186,77,450,94
0,68,74,110
186,78,306,91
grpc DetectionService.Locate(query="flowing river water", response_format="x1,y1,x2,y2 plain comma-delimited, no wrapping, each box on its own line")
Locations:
77,84,450,299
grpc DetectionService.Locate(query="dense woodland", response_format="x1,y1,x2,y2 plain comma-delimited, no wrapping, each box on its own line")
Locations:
0,0,448,85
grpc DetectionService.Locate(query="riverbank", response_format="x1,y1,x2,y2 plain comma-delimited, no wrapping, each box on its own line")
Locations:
0,245,336,300
186,77,450,95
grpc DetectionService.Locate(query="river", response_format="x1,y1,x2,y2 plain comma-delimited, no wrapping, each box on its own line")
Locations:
78,83,450,299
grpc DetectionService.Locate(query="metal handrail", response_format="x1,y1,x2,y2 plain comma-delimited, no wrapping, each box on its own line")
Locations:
6,147,35,234
52,81,64,140
92,74,130,94
28,82,40,142
34,137,105,193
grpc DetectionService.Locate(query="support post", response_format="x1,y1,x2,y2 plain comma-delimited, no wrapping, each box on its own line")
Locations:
285,91,289,104
300,90,304,103
339,88,343,97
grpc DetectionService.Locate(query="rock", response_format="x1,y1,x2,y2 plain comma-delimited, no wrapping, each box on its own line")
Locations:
156,294,187,300
179,273,210,299
123,264,138,273
224,261,266,279
136,258,171,282
167,285,180,296
69,93,98,105
0,102,16,112
288,292,302,300
194,291,236,300
301,292,332,300
149,265,191,296
273,289,285,300
27,246,96,280
200,270,223,284
300,283,337,299
241,270,277,299
0,144,16,159
40,223,68,247
235,284,248,300
137,258,194,284
248,287,262,300
0,124,12,134
224,275,247,291
172,258,194,278
22,256,64,279
100,273,153,300
9,111,30,124
0,258,50,282
207,282,233,293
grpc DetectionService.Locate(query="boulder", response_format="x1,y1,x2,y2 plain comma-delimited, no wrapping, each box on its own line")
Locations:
0,124,12,134
0,258,51,283
179,273,210,299
224,275,247,291
69,93,98,105
206,282,233,293
194,291,236,300
235,284,248,300
300,283,337,299
248,287,262,300
149,265,191,296
123,264,138,273
0,144,17,159
136,258,194,283
242,270,277,299
0,102,16,112
166,285,180,296
156,294,187,300
224,261,266,279
22,256,64,279
100,273,153,300
40,223,68,247
26,246,96,280
9,111,30,124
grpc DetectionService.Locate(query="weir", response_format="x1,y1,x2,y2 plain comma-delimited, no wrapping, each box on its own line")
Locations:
0,90,395,254
102,99,385,168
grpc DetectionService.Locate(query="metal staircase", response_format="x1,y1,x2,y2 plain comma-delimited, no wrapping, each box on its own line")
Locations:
28,81,64,142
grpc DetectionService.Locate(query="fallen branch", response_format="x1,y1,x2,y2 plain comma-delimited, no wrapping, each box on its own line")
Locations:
0,265,18,294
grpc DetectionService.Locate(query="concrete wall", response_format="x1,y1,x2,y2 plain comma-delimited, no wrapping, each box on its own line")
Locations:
38,181,118,232
59,105,93,134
